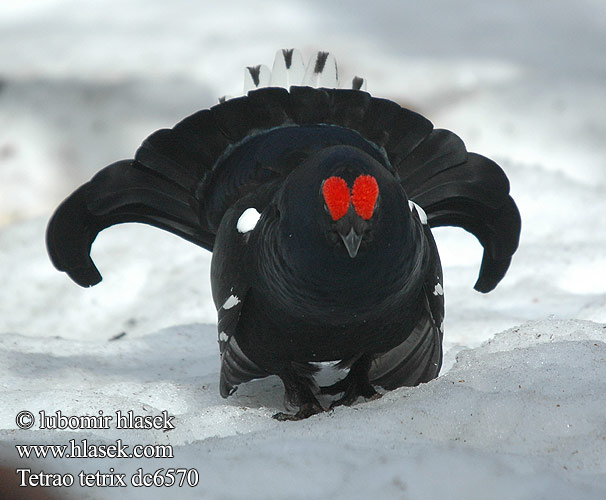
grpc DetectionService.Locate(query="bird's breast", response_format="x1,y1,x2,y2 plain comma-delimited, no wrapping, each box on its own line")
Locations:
238,278,426,366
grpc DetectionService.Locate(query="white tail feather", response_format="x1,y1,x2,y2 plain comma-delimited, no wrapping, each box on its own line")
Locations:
221,49,367,102
243,64,271,93
303,52,338,88
352,76,367,91
270,49,305,88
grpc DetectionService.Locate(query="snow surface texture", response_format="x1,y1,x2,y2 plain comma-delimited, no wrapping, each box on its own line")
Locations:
1,320,605,500
1,0,606,499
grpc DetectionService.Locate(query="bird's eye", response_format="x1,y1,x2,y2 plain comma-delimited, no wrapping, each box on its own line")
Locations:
328,231,339,244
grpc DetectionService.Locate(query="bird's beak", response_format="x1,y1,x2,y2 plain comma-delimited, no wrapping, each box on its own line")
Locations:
339,227,363,258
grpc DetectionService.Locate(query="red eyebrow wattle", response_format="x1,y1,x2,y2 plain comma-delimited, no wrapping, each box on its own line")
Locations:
322,176,350,220
352,175,379,220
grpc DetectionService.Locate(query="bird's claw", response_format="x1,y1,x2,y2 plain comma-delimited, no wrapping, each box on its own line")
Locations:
322,375,381,408
329,390,382,408
272,402,325,421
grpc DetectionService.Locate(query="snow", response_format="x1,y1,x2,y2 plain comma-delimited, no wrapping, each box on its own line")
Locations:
1,0,606,498
1,320,605,499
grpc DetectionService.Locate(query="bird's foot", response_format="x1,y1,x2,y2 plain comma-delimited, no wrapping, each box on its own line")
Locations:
272,402,325,421
320,360,381,408
328,383,381,408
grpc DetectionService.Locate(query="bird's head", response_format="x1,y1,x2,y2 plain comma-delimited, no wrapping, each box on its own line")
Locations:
275,145,409,266
320,173,379,258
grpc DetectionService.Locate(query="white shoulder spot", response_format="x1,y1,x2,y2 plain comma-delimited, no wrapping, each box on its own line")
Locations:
237,208,261,234
408,200,428,225
433,283,444,296
222,294,240,310
219,331,229,343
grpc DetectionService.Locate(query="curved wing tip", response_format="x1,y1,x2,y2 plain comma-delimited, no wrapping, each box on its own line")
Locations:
68,266,103,288
473,279,496,294
473,255,513,293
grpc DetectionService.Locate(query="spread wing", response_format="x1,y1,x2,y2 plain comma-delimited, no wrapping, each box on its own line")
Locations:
394,129,521,292
48,86,519,295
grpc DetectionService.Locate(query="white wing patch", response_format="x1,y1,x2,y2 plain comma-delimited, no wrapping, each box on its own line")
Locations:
408,200,428,225
222,295,240,310
433,283,444,296
237,208,261,233
219,331,229,343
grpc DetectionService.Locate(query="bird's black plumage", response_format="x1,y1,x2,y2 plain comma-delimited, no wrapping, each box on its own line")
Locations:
47,52,521,419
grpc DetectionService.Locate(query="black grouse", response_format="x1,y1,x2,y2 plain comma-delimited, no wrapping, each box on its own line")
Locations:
46,50,521,420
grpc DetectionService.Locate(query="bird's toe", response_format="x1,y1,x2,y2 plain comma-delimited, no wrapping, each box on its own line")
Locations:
272,402,325,421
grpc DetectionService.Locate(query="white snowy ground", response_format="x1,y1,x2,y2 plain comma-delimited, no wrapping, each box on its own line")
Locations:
1,0,606,499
